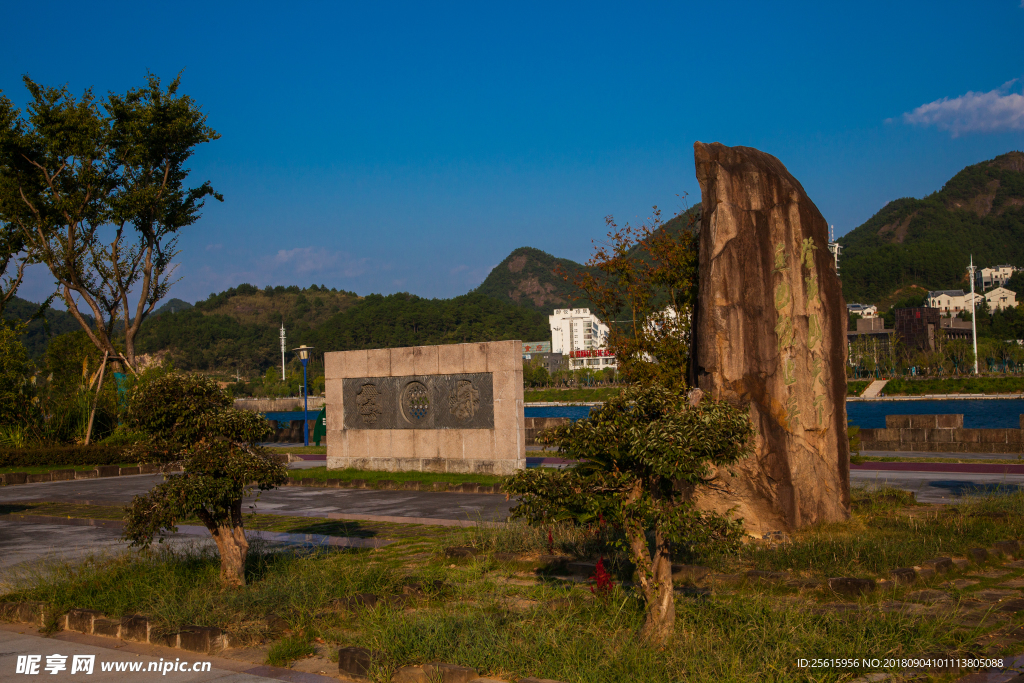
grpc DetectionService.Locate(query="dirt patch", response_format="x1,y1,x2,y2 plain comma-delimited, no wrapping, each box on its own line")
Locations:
509,276,565,308
878,214,915,243
507,255,527,273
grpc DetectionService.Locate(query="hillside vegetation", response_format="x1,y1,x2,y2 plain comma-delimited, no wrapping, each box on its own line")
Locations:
473,207,699,312
839,151,1024,303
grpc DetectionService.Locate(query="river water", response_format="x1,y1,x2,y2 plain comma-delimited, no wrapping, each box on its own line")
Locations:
525,400,1024,429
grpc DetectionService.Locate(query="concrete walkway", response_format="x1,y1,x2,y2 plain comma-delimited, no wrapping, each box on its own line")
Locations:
0,623,334,682
861,379,889,398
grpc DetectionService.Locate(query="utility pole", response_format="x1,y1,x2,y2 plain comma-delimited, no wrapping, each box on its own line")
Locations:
280,321,287,381
827,225,842,275
968,256,979,375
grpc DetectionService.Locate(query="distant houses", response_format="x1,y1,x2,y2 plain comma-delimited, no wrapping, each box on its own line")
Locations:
977,264,1017,290
926,287,1017,313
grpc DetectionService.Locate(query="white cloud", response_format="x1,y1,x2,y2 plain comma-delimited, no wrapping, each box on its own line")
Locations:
898,80,1024,137
205,243,223,251
271,247,370,277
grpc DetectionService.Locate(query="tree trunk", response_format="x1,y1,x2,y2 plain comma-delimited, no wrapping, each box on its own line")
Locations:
641,528,676,643
207,501,249,586
626,523,676,643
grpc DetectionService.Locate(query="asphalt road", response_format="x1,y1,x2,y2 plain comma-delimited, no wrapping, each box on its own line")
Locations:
850,468,1024,503
0,474,513,522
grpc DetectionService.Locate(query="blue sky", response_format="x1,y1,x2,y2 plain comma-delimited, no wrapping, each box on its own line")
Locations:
4,0,1024,305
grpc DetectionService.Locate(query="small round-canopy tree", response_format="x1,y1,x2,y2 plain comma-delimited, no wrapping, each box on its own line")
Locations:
504,383,754,642
122,374,287,586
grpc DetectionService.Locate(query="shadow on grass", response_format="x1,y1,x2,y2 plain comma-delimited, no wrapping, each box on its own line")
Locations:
0,503,36,516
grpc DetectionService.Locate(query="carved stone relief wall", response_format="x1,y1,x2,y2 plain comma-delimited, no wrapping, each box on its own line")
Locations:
342,374,494,429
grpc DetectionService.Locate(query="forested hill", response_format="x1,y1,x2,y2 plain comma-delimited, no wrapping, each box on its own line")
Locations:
2,296,92,358
838,151,1024,303
132,288,548,373
473,207,700,312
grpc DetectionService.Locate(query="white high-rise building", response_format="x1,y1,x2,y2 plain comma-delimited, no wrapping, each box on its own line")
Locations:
549,308,616,370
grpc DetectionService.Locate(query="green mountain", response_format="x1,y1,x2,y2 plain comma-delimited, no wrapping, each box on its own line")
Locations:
2,296,93,359
838,151,1024,304
473,208,700,312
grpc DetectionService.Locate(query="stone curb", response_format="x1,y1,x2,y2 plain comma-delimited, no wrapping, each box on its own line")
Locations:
0,598,565,683
0,603,226,654
0,463,182,486
285,478,506,494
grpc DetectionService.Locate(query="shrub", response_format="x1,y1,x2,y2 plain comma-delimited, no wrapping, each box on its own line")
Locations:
0,444,129,468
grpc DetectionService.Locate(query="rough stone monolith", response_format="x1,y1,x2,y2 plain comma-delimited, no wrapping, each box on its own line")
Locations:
690,142,850,533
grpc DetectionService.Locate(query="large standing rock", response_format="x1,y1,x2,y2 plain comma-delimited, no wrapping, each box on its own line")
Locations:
690,142,850,533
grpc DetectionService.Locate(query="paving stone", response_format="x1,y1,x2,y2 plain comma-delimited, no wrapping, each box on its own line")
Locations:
952,558,971,570
393,666,430,683
517,678,568,683
468,678,510,683
566,561,597,577
968,570,1011,579
445,547,480,559
975,589,1021,602
1004,560,1024,569
492,552,520,562
924,558,955,573
66,608,102,633
785,578,823,589
675,586,711,598
944,579,980,589
995,598,1024,613
994,540,1021,556
890,568,917,585
179,625,221,653
338,647,380,678
913,566,937,580
997,578,1024,588
422,662,479,683
905,589,953,604
827,577,876,596
120,615,149,642
92,618,119,637
291,656,334,675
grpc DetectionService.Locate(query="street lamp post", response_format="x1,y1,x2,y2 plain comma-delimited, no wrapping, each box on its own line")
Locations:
292,344,315,446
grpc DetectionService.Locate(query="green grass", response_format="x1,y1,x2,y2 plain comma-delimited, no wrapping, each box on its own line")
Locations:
0,463,142,475
286,467,506,486
267,635,316,666
884,376,1024,395
524,387,620,403
846,380,870,396
6,487,1024,680
264,446,326,455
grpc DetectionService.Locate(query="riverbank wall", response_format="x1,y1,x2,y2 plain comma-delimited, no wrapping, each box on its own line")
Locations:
859,414,1024,454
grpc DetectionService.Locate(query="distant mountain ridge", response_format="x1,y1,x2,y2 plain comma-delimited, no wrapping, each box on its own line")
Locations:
473,208,700,312
838,151,1024,304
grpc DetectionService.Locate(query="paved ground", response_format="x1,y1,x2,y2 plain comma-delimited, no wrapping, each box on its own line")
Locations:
850,468,1024,503
0,623,334,683
864,450,1023,460
0,475,513,522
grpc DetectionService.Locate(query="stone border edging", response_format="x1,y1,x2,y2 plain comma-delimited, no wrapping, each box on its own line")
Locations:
0,463,182,487
285,477,505,494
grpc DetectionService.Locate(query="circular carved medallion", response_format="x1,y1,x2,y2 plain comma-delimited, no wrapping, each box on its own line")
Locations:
401,381,431,423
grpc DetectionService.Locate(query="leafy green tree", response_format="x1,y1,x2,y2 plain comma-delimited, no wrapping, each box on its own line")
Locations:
122,374,286,586
504,383,754,642
0,320,32,427
0,73,220,372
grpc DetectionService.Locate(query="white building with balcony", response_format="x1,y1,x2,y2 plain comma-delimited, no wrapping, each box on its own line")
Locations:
927,289,983,314
549,308,617,370
847,303,878,318
984,286,1017,312
978,265,1017,290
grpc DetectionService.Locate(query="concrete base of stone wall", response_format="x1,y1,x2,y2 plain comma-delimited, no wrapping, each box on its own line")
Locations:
327,456,523,476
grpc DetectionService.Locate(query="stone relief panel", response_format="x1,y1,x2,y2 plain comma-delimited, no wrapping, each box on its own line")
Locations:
342,373,494,430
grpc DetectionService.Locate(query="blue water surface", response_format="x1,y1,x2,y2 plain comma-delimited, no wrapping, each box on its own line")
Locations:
846,399,1024,429
527,400,1024,429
